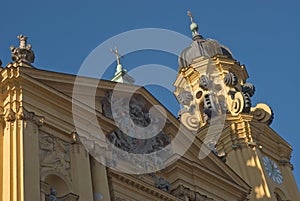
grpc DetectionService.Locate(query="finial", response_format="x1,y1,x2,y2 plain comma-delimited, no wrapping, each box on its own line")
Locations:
17,34,28,49
110,46,124,74
187,11,194,23
110,46,122,66
110,47,135,84
187,11,200,39
10,34,35,65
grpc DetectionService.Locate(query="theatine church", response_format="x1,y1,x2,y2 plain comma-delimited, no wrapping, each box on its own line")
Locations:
0,12,299,201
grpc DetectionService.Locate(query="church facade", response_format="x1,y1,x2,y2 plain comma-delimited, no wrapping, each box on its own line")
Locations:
0,14,299,201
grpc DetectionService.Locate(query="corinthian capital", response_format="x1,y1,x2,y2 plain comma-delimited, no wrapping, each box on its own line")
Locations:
17,106,44,126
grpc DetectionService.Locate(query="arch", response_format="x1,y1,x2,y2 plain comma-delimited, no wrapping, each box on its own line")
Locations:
41,171,72,197
274,188,286,201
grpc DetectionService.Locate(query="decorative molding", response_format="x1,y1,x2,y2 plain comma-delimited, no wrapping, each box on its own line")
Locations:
171,185,214,201
4,108,16,122
250,103,274,125
39,132,71,180
114,197,127,201
109,170,179,201
44,187,79,201
0,106,44,127
40,180,50,194
17,106,45,126
59,192,79,201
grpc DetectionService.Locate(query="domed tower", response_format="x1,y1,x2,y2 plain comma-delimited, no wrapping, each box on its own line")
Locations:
173,11,299,201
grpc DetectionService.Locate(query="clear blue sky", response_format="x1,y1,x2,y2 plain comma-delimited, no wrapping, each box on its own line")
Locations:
2,0,299,188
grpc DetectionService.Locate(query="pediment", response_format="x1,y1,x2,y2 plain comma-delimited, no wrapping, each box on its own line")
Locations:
17,67,250,200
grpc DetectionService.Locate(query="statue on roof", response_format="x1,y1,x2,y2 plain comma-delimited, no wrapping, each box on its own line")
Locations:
10,34,35,64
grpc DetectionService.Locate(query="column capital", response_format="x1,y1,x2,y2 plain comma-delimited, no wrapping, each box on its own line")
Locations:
17,106,44,126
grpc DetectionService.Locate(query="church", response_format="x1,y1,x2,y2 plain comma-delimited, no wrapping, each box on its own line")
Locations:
0,12,299,201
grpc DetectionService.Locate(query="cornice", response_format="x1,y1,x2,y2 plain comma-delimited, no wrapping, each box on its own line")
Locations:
108,169,181,201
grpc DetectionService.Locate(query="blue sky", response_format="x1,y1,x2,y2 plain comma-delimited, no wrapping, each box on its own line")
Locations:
1,0,299,188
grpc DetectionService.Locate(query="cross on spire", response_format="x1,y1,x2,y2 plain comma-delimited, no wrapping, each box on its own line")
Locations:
110,46,123,65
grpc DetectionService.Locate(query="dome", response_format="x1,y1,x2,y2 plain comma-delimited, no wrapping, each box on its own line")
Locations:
178,36,233,69
178,13,233,69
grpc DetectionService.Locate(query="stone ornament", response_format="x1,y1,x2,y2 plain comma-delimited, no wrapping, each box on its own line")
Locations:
177,90,193,106
155,176,171,192
242,83,255,97
106,128,172,172
174,56,261,132
17,106,45,126
251,103,274,125
102,91,166,138
226,92,244,116
39,132,71,179
47,188,59,201
224,72,238,87
171,185,214,201
199,75,211,90
10,34,35,64
101,91,173,172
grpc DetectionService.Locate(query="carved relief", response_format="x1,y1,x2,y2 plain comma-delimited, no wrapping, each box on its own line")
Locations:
39,132,71,179
100,91,174,172
106,128,172,172
102,91,165,137
171,185,214,201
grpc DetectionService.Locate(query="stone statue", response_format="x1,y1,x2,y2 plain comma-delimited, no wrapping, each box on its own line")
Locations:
47,188,59,201
155,177,171,192
10,34,35,64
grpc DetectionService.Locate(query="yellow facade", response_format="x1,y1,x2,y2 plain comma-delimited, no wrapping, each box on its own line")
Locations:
0,24,299,201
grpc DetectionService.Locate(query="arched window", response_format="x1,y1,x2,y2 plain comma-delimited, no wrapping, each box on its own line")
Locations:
275,192,283,201
274,188,286,201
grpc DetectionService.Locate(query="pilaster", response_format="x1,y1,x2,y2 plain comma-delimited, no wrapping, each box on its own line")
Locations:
0,66,23,201
17,106,44,201
70,133,94,201
90,157,111,201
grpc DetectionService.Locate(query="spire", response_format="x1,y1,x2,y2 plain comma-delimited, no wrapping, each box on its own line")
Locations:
187,11,201,40
110,47,135,84
9,34,35,66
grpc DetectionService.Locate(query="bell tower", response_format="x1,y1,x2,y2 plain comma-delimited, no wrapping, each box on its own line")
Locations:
173,11,300,201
